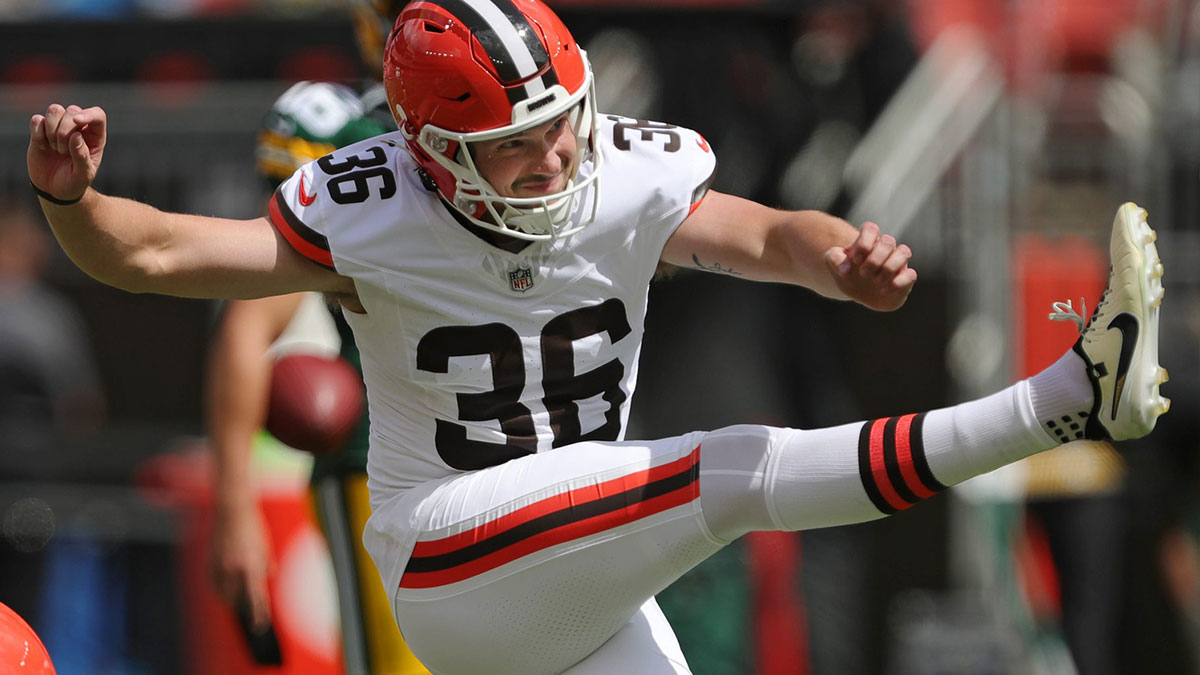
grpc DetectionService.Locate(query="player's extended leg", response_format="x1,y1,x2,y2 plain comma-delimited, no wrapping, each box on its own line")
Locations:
367,203,1168,675
312,472,430,675
702,201,1168,539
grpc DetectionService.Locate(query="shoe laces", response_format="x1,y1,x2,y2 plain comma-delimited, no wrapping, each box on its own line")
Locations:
1049,298,1089,333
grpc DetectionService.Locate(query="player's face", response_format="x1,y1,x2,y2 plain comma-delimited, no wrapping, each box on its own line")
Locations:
471,112,578,199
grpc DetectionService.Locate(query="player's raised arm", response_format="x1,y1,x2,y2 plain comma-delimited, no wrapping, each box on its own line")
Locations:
27,103,351,301
662,189,917,312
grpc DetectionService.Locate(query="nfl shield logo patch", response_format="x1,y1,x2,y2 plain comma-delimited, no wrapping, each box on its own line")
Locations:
508,267,534,292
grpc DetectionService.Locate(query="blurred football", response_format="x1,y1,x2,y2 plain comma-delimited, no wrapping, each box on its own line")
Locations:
266,353,364,455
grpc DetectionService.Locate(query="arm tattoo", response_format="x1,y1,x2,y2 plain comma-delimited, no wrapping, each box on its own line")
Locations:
690,254,743,276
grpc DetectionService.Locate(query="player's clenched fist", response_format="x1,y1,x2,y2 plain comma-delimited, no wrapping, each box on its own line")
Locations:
27,104,107,204
824,221,918,312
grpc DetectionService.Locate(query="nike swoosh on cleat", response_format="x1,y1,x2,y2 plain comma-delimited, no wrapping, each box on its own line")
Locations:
298,173,317,206
1107,312,1139,421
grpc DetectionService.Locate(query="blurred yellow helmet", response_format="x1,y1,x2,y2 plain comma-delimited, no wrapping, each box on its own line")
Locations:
348,0,405,77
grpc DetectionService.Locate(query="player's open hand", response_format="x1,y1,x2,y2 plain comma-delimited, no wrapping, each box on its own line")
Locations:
823,221,917,312
210,501,274,631
28,104,107,204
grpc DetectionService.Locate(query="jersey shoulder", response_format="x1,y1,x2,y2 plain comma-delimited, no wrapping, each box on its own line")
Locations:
268,133,419,269
595,114,718,224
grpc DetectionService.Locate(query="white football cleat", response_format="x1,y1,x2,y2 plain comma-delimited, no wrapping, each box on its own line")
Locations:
1049,202,1170,441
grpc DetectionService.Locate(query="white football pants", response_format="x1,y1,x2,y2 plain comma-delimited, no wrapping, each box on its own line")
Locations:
365,384,1054,674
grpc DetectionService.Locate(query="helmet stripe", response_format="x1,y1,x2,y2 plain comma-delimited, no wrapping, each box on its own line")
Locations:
487,0,550,56
437,0,549,88
533,65,559,94
509,67,561,106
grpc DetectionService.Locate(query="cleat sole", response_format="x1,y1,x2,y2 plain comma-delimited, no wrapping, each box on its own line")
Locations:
1125,202,1166,435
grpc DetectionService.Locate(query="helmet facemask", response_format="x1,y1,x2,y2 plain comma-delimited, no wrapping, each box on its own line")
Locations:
399,58,602,242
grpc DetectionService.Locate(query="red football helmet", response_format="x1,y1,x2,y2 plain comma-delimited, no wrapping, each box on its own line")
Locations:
383,0,601,240
0,603,55,674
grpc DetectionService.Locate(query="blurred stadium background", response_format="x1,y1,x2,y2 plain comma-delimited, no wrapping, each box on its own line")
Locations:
1,0,1199,673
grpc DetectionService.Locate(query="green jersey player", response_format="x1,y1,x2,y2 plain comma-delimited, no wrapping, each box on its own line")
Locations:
206,3,428,674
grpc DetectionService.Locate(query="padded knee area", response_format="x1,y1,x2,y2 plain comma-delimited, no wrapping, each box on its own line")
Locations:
697,424,779,541
699,422,892,538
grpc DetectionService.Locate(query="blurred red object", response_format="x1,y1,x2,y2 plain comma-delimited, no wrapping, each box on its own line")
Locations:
1,56,72,86
749,532,809,675
2,56,73,109
1013,233,1105,377
0,602,56,675
277,47,358,85
136,50,213,83
909,0,1151,86
135,445,344,675
135,50,213,107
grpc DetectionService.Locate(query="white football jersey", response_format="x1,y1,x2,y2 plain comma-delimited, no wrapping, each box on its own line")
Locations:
269,114,717,506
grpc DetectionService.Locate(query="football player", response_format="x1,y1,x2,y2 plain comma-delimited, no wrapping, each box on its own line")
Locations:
205,2,429,674
27,1,1169,673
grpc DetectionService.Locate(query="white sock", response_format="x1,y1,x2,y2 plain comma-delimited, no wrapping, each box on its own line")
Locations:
920,380,1057,488
699,356,1088,536
1026,348,1096,443
757,381,1059,531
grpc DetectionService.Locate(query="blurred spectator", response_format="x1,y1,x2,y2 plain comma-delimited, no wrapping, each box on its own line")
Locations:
0,198,104,476
0,197,111,670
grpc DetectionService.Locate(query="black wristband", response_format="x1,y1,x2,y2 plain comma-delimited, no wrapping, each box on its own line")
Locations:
30,181,83,206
